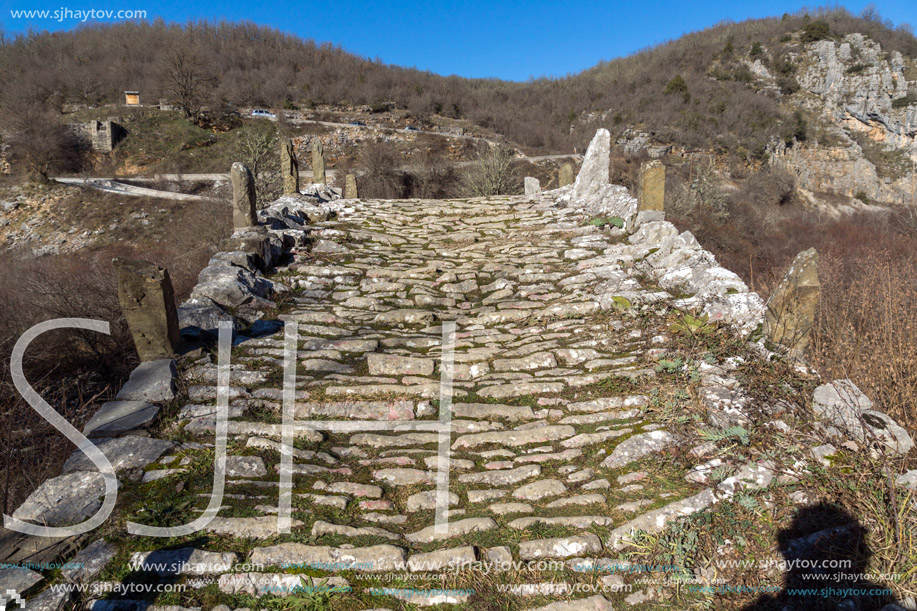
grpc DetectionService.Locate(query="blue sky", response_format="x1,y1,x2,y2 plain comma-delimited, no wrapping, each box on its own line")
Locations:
2,0,915,80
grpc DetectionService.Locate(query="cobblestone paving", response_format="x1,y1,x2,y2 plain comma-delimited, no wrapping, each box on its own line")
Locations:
102,195,771,610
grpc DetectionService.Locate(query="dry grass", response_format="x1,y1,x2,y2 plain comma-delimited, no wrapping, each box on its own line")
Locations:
0,192,231,512
811,251,917,433
667,158,917,438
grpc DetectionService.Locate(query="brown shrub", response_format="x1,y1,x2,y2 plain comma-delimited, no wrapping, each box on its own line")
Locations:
811,250,917,433
671,172,917,436
0,196,230,512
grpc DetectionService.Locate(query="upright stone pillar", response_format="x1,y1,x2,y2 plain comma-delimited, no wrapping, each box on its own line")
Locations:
312,139,326,185
572,129,610,200
345,173,358,199
763,248,820,357
281,139,299,195
230,162,257,229
558,163,575,187
113,258,180,361
638,160,666,212
524,177,541,196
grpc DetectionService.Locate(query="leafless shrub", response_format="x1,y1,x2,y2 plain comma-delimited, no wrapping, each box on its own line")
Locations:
459,145,520,197
232,125,281,207
357,142,405,199
0,195,230,512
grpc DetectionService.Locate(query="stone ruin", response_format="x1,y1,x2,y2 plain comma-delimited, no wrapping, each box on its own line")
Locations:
68,119,127,153
558,162,575,187
763,247,821,357
312,139,326,185
112,257,180,361
523,176,541,196
280,139,299,195
230,162,257,229
6,131,916,611
345,173,358,199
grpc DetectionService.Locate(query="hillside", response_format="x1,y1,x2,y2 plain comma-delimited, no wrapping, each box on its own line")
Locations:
1,8,916,159
2,11,917,609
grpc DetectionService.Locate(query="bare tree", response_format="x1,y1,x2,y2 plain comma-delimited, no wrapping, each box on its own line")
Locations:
233,126,280,206
160,42,212,119
459,145,520,197
1,84,83,180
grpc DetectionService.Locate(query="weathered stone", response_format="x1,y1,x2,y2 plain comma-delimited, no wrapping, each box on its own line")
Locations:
63,436,174,474
406,490,459,512
561,428,632,448
763,248,820,356
62,539,118,582
452,403,534,421
372,309,435,326
116,359,177,402
382,588,470,607
558,163,575,187
896,470,917,489
25,586,69,611
492,352,557,371
489,502,533,515
407,546,476,572
280,139,299,195
546,494,605,507
716,460,775,496
600,430,675,469
637,159,665,212
312,139,326,185
250,543,407,572
467,489,507,503
350,433,440,448
297,400,414,421
326,482,383,498
607,489,716,549
311,520,400,540
344,173,358,199
452,426,574,450
218,573,348,597
459,465,541,486
142,469,185,482
476,382,565,399
372,468,433,486
572,129,610,201
406,517,497,543
226,456,267,478
83,401,159,437
130,548,237,576
513,479,567,501
522,595,615,611
524,177,541,196
205,516,302,538
813,380,914,454
230,162,258,229
177,297,236,334
518,534,602,560
367,353,434,376
12,471,108,527
509,516,614,529
113,258,180,361
0,567,42,595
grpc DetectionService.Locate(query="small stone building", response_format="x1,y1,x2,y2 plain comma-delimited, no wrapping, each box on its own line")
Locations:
88,120,126,153
124,91,140,106
68,120,127,153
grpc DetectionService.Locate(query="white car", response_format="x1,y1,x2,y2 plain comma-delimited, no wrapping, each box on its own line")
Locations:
251,109,276,118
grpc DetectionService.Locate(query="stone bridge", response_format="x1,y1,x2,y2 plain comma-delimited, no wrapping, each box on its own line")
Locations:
4,130,914,611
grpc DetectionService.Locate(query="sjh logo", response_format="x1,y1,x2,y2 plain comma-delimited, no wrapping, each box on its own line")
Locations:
0,589,25,611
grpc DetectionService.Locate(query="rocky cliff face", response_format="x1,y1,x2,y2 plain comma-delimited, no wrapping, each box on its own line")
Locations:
773,34,917,204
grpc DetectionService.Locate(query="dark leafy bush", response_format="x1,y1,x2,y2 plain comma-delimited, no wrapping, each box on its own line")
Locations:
801,20,832,42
